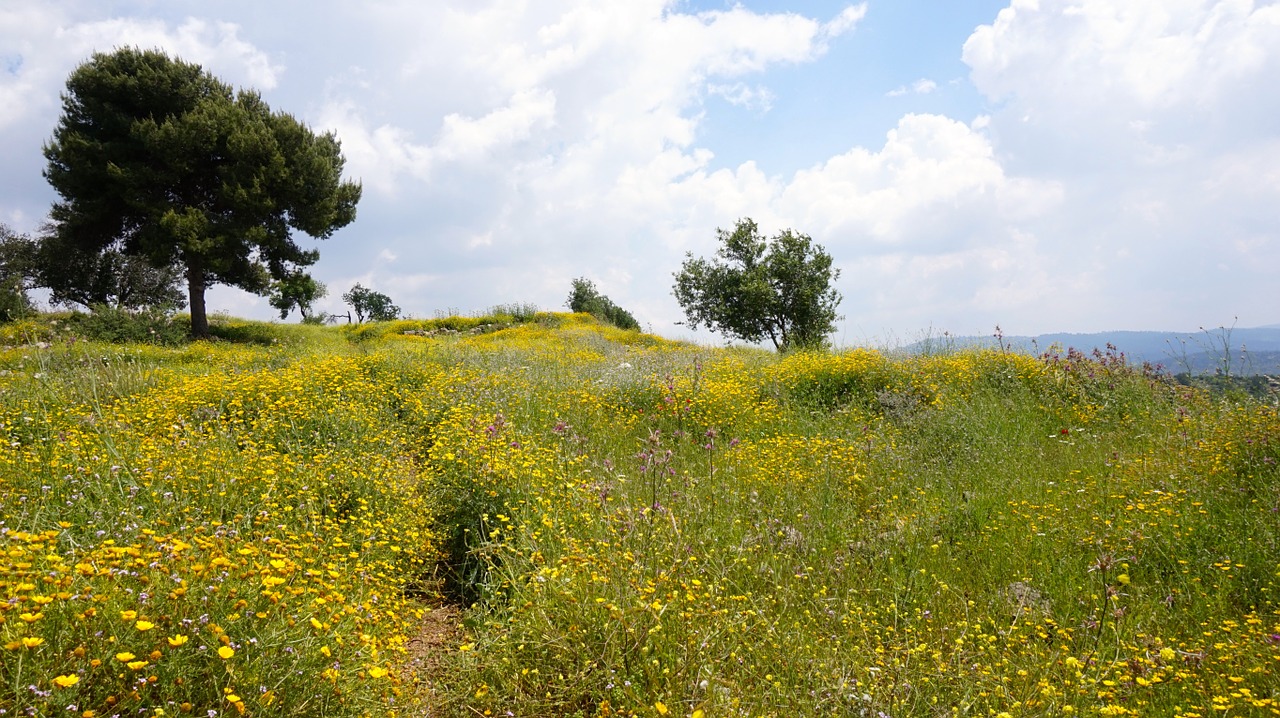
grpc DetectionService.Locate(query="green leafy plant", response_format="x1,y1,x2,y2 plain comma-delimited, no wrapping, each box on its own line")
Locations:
673,218,841,351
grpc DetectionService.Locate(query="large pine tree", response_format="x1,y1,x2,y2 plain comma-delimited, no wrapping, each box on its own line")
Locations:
43,48,361,337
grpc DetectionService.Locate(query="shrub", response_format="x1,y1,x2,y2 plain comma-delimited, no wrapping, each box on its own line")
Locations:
63,305,188,345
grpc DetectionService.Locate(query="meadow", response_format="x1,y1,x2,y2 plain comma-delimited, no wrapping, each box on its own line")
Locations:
0,313,1276,717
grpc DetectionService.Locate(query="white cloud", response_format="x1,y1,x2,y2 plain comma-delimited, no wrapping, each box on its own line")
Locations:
887,78,938,97
0,9,281,132
954,0,1280,331
315,2,870,199
821,4,870,42
963,0,1280,154
58,17,283,89
436,88,557,162
707,82,776,112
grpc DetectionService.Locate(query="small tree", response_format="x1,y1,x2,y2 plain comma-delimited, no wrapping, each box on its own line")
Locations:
673,218,841,351
343,283,399,322
269,272,327,321
566,277,640,331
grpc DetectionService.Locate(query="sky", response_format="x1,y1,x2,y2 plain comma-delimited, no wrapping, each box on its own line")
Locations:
2,0,1278,345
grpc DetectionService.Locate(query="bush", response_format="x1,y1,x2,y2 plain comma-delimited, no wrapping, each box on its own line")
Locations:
64,305,188,345
566,277,639,330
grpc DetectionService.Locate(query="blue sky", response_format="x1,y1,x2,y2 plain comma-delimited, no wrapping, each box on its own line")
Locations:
1,1,1277,344
691,0,1010,173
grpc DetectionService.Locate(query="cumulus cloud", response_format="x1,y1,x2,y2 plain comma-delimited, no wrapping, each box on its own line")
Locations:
0,9,280,132
310,2,871,198
953,0,1280,331
964,0,1280,164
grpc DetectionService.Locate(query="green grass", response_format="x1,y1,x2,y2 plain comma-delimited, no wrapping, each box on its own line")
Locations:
0,315,1276,717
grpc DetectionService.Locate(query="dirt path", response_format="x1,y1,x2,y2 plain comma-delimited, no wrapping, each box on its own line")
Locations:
406,604,464,715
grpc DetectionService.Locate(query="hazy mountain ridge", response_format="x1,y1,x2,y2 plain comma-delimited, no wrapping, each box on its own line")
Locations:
907,326,1280,375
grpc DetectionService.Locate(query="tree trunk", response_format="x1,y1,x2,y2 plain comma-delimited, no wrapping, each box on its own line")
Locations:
187,260,209,339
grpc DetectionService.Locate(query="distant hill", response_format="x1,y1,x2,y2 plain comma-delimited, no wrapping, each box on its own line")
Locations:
905,326,1280,376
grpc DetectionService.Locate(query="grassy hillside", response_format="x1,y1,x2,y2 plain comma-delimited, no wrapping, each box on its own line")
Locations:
1,315,1277,717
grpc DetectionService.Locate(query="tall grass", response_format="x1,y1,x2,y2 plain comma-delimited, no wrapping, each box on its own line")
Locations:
1,316,1276,716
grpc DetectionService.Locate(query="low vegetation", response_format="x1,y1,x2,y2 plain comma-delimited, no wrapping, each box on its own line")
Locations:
1,315,1276,716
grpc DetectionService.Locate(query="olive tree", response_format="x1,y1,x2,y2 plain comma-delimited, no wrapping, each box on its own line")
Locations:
343,283,399,322
673,218,841,351
43,48,360,337
269,272,328,322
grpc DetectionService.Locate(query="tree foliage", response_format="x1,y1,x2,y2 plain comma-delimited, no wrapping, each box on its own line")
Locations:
42,48,361,337
269,272,328,321
0,224,36,323
343,283,399,323
566,277,640,331
34,225,187,311
3,221,185,314
673,218,841,351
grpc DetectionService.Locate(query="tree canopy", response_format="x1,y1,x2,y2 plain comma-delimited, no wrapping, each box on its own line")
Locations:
269,272,328,321
673,218,842,352
343,283,399,323
43,47,361,337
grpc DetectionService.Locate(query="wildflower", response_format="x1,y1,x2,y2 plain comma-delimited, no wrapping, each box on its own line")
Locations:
218,646,235,659
167,635,189,647
655,702,669,715
19,612,43,623
1160,647,1176,661
135,620,155,631
368,666,389,678
127,660,149,670
120,610,137,621
116,652,137,662
53,674,80,688
21,636,44,648
1117,573,1131,586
